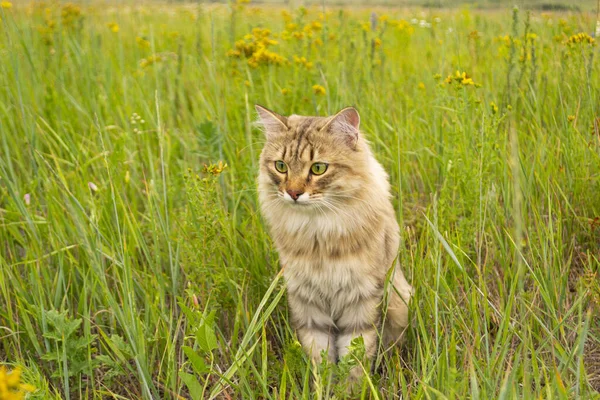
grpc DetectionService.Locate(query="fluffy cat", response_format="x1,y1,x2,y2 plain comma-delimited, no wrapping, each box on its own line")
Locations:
256,105,412,376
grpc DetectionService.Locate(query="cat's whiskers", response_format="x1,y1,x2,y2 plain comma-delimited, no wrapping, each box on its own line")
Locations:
317,198,354,221
326,193,373,207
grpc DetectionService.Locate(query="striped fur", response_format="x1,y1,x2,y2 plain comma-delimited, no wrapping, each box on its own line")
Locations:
256,106,412,375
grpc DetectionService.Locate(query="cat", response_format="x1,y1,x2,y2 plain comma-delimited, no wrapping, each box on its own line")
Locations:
256,105,412,378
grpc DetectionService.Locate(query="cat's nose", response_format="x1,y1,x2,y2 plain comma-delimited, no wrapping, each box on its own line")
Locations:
286,189,303,201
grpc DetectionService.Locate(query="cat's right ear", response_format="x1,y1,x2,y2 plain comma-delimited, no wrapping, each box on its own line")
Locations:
255,105,288,137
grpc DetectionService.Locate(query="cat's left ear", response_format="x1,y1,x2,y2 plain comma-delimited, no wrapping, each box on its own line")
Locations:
320,107,360,148
255,105,288,137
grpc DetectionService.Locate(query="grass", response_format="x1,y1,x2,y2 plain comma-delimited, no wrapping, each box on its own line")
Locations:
0,1,599,399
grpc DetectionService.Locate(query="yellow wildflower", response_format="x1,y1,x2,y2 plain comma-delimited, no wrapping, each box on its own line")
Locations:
0,366,36,399
490,102,498,114
293,56,313,69
61,3,82,29
229,27,286,67
281,10,292,23
567,115,575,122
445,71,477,87
495,34,511,46
390,19,414,34
244,80,250,87
302,24,314,38
107,22,119,33
310,21,322,31
281,88,290,95
565,32,595,46
1,1,12,9
203,161,227,176
292,31,305,40
136,36,150,48
373,37,382,48
418,82,425,90
139,52,176,68
312,84,326,96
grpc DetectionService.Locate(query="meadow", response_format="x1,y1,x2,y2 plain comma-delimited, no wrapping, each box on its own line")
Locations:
0,0,599,398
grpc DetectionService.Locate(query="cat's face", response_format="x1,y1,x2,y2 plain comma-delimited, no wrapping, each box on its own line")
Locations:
257,106,368,211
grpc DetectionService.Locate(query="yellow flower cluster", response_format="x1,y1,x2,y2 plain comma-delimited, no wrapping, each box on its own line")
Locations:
228,28,286,68
139,52,177,68
1,1,12,9
312,84,326,95
444,71,477,86
293,56,313,69
565,32,595,46
107,22,119,33
389,19,414,34
203,161,228,176
0,366,35,400
61,3,82,29
136,36,150,48
494,34,521,47
280,15,324,41
490,101,499,114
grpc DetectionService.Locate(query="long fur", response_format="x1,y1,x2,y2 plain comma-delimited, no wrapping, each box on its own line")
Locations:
257,107,412,377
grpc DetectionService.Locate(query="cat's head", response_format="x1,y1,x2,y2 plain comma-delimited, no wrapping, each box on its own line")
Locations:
257,105,371,210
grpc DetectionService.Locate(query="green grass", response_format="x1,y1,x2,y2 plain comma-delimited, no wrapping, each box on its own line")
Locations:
1,1,599,399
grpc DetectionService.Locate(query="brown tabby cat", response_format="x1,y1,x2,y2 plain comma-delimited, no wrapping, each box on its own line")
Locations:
256,105,412,377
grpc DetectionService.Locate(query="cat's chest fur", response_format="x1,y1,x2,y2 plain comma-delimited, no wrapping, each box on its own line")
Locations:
273,210,385,317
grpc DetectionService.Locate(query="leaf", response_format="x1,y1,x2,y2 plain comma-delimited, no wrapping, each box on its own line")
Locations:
180,371,203,400
182,346,208,375
44,309,82,339
196,312,218,353
178,298,200,326
109,334,133,358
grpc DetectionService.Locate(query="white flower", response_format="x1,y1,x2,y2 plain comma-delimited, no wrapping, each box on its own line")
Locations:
24,193,31,206
88,182,98,192
411,18,418,24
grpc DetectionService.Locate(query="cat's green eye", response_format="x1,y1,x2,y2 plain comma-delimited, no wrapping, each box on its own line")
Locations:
311,162,328,175
275,160,288,173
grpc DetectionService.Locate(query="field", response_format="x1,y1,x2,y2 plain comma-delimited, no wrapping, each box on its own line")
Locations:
1,0,600,398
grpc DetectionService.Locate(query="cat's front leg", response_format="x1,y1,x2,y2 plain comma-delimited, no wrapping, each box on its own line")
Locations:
296,326,337,364
288,293,337,364
336,296,380,381
336,328,378,381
